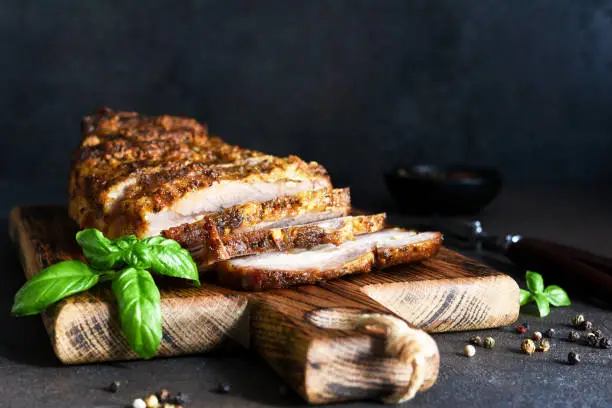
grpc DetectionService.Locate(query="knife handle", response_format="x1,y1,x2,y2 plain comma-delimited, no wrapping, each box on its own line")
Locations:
506,237,612,300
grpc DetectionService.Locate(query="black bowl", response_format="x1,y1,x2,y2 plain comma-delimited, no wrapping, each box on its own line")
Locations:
384,164,503,215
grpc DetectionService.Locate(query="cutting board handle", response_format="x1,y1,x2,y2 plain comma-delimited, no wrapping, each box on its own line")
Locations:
249,286,439,404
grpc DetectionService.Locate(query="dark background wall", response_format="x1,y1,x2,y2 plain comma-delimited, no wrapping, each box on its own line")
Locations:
2,1,612,207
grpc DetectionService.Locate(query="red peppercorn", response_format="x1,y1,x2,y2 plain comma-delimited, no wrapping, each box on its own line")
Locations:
516,325,527,334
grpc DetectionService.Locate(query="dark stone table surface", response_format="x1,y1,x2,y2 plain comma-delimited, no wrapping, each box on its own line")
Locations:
1,181,611,407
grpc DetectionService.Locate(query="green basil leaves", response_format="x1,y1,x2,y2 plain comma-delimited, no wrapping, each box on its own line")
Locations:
112,268,162,359
519,270,570,317
11,260,101,316
12,228,200,359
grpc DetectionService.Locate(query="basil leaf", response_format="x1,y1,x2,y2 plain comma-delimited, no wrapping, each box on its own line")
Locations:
544,285,571,307
11,260,100,316
112,235,138,250
112,268,162,359
141,236,200,286
526,270,544,294
532,293,550,317
122,242,153,269
76,229,122,269
519,289,533,306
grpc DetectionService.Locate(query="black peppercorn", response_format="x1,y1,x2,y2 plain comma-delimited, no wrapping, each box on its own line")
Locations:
469,336,483,346
586,333,599,347
217,383,231,394
591,329,603,339
105,381,120,393
579,320,593,331
174,392,189,404
568,330,580,342
568,351,580,365
600,337,612,349
544,328,555,338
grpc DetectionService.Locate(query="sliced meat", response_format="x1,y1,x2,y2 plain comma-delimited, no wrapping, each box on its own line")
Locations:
69,108,331,238
216,230,443,290
163,188,351,249
190,213,386,268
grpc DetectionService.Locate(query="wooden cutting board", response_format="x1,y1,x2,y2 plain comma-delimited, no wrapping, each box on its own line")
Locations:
9,206,519,404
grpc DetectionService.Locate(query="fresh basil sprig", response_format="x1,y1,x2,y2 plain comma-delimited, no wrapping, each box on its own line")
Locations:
520,270,570,317
12,229,200,359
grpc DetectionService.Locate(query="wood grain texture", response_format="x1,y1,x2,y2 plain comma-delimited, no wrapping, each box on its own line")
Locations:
9,205,520,404
9,206,249,364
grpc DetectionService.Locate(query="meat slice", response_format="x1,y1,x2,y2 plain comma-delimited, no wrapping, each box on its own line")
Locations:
216,230,443,290
189,213,386,268
163,188,351,248
69,108,331,238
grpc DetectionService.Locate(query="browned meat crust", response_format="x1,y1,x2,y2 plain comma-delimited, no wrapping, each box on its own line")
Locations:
190,213,385,268
69,108,331,238
163,188,351,248
216,231,443,291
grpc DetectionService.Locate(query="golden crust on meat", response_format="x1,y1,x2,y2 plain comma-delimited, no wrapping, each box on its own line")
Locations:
69,108,331,238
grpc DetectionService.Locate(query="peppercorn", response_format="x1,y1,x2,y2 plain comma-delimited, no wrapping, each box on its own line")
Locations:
568,330,580,342
544,328,555,338
591,329,603,339
464,344,476,357
599,337,612,349
586,333,599,347
568,351,580,365
469,336,483,346
105,381,120,393
537,339,551,352
522,321,530,330
572,314,585,328
132,399,146,408
163,404,176,408
157,389,170,403
144,394,159,408
532,331,543,341
580,320,593,331
515,325,527,334
173,392,189,405
521,339,536,355
483,337,495,349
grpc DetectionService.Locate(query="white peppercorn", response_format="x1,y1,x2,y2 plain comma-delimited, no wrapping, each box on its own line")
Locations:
464,344,476,357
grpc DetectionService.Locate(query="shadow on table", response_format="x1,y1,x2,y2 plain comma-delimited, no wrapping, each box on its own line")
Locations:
0,218,58,367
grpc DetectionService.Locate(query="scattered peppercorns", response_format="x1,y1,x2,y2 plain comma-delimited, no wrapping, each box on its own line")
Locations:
568,330,580,342
144,394,159,408
586,333,599,347
544,328,555,338
568,351,580,365
521,339,536,355
599,337,612,349
132,399,146,408
483,337,496,349
217,383,231,394
105,380,120,393
532,331,543,342
572,315,585,328
516,325,528,334
537,339,551,352
464,344,476,357
469,335,483,346
580,321,593,331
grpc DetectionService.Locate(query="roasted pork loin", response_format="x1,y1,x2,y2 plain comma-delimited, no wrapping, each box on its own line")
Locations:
70,108,443,290
69,108,331,238
187,213,386,268
216,230,443,290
